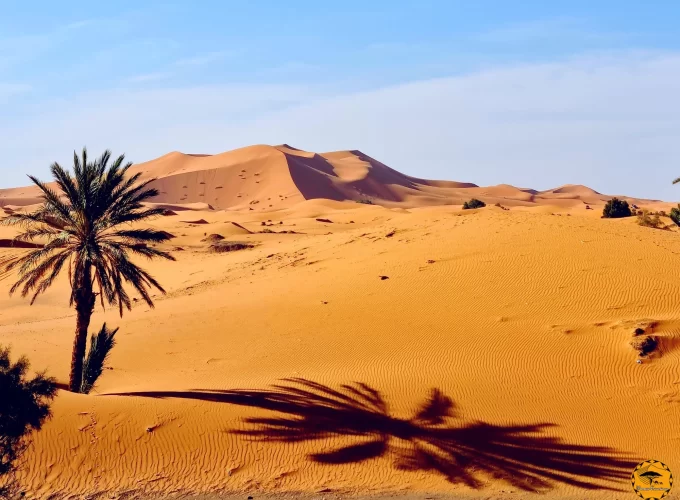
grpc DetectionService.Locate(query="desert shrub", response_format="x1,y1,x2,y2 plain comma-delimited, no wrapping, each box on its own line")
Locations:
637,210,663,229
80,324,118,394
356,199,374,205
630,336,658,357
670,205,680,227
209,241,254,253
602,198,632,218
0,347,56,497
463,199,486,210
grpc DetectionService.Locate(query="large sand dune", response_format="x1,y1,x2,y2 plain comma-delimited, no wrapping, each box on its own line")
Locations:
0,146,678,499
0,144,663,211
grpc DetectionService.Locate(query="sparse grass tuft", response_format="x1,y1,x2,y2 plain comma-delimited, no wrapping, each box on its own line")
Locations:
636,210,664,229
209,241,254,253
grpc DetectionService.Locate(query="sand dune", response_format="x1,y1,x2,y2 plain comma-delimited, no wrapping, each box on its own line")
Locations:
0,145,665,212
1,145,679,499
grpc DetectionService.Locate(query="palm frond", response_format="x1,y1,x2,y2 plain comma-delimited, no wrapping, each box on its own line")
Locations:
26,175,76,226
9,249,71,299
674,177,680,185
105,228,175,243
80,323,118,394
28,252,72,304
50,162,80,210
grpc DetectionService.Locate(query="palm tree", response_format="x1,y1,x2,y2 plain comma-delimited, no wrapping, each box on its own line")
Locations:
1,148,175,392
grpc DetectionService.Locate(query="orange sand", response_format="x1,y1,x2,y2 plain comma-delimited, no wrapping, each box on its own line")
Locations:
0,146,679,499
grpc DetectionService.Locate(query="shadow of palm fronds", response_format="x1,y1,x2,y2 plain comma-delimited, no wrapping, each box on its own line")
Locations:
111,378,636,492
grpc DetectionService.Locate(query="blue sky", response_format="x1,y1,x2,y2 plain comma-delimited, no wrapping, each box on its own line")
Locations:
2,1,680,199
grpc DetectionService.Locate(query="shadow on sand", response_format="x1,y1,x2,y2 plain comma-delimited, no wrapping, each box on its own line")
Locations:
111,378,636,492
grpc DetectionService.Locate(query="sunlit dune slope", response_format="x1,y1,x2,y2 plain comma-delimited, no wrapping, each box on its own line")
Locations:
1,203,680,498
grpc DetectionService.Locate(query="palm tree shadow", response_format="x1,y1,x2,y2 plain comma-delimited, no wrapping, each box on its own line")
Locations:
111,378,636,492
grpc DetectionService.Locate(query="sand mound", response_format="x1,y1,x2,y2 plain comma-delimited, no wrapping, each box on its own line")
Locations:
547,184,603,196
201,233,225,243
206,221,253,237
146,202,214,212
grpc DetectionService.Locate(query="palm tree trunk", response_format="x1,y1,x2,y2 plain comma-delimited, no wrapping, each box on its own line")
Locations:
69,266,95,392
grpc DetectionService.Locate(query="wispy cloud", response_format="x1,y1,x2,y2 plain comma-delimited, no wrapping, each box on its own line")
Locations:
1,52,679,201
0,19,100,70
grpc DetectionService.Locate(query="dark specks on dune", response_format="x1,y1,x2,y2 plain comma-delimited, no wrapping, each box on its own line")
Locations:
380,275,389,280
316,218,333,223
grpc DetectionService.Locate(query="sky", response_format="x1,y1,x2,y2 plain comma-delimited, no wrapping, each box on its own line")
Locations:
1,0,680,200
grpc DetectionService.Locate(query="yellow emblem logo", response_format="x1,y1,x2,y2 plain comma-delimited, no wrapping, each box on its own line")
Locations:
632,460,673,499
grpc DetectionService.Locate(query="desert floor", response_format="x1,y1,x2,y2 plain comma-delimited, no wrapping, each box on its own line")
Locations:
1,200,679,499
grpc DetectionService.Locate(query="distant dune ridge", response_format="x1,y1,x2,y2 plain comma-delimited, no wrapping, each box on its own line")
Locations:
0,144,662,210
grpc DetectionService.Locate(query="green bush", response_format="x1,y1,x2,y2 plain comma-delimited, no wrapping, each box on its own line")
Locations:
463,199,486,210
670,205,680,227
602,198,632,218
1,347,56,497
